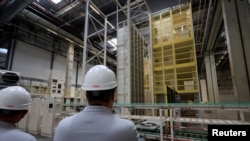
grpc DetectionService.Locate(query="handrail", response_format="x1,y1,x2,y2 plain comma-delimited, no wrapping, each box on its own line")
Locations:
62,102,250,111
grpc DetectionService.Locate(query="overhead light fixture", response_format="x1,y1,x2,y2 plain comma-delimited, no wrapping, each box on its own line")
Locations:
108,38,117,51
65,37,73,43
46,28,58,35
90,5,100,15
0,48,7,54
107,21,115,29
51,0,62,4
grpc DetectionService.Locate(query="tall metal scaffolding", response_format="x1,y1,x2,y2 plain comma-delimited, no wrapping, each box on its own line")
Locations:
82,0,118,76
82,0,153,115
114,0,151,115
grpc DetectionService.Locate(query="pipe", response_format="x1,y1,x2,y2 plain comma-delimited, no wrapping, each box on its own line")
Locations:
159,109,163,141
0,0,34,25
20,9,83,46
170,109,174,141
127,0,131,106
167,125,207,131
148,12,155,116
6,25,18,70
82,0,90,77
56,0,81,16
104,17,107,66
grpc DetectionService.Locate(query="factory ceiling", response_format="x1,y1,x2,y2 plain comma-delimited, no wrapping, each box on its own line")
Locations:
0,0,229,74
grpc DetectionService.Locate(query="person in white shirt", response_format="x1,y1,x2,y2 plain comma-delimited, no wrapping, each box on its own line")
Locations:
0,86,36,141
54,65,138,141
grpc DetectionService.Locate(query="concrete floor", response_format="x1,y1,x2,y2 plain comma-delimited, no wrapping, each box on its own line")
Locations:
32,134,53,141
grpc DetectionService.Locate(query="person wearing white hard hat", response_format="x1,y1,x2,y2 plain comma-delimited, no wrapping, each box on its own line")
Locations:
0,86,37,141
54,65,138,141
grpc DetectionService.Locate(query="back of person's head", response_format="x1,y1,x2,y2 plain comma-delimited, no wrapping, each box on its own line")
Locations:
82,65,117,103
0,86,32,117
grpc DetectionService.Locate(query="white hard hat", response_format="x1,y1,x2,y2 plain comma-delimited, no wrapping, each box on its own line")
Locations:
0,86,32,110
82,65,117,91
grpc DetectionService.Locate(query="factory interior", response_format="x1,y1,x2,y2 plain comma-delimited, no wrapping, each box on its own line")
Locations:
0,0,250,140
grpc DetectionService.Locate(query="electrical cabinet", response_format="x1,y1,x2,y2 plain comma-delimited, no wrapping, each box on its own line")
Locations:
49,70,65,97
40,97,62,137
27,98,42,134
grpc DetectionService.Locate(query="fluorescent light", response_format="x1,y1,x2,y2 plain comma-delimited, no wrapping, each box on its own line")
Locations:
0,48,7,54
107,21,115,29
65,37,73,43
108,38,117,51
46,28,58,35
51,0,62,4
90,5,100,15
110,38,117,45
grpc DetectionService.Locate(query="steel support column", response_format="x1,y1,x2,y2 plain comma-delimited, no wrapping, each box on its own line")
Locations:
65,42,74,97
204,52,219,102
159,109,164,141
169,109,174,141
222,0,250,103
200,79,208,102
210,52,219,102
148,12,155,116
235,0,250,87
82,0,90,78
104,17,107,66
127,0,131,105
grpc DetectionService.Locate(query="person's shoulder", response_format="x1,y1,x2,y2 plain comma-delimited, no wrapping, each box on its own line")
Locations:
116,117,135,126
56,114,77,130
13,129,37,141
59,115,74,122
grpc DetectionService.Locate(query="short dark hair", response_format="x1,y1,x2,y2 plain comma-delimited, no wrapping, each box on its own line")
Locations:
86,88,116,102
0,109,25,116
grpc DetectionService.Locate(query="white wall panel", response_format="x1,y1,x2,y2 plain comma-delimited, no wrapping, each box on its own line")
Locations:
12,41,51,80
76,63,92,87
12,41,82,86
54,55,67,74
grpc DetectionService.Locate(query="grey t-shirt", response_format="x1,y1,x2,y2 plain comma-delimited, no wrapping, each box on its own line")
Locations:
0,121,37,141
54,106,139,141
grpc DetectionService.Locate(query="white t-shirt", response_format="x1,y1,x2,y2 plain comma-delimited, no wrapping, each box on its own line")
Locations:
54,106,139,141
0,121,37,141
